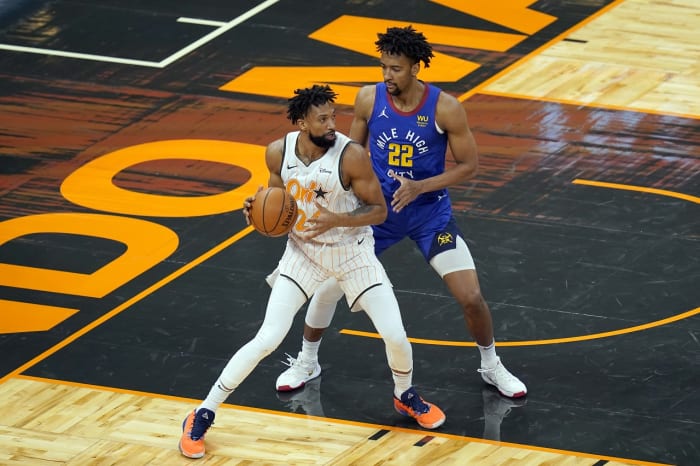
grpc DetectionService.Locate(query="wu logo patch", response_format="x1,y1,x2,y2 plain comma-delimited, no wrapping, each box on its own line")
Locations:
416,114,429,128
437,232,454,246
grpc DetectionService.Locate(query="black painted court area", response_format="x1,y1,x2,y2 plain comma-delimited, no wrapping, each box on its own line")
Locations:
0,1,698,465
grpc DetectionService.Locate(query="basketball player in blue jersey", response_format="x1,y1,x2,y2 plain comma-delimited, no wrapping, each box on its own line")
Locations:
178,85,445,459
277,27,527,400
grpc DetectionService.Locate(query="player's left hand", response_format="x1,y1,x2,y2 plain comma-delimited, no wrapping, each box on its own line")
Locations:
388,169,421,213
300,201,336,240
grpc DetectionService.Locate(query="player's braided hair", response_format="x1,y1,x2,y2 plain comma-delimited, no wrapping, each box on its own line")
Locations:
287,84,338,124
375,25,434,68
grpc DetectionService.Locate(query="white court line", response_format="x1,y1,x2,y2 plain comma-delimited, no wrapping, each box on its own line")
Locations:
0,44,162,67
159,0,280,67
177,17,228,27
0,0,280,68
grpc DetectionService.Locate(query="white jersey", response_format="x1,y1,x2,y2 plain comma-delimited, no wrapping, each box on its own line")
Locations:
273,131,386,309
280,130,371,245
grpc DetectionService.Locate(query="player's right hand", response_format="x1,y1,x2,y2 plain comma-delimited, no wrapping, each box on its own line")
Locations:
388,169,422,213
243,185,265,225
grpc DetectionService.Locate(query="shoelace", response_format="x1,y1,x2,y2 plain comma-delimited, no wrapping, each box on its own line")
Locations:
479,365,518,384
190,411,214,440
281,353,315,374
281,352,297,368
403,391,430,414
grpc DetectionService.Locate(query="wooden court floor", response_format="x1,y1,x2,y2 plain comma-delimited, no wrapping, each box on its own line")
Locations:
0,0,698,465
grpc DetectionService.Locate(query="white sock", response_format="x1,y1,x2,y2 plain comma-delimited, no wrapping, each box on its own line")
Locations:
478,340,498,369
392,370,412,399
300,337,321,363
199,378,234,413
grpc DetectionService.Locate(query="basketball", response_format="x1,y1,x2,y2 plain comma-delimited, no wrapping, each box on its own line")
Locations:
249,187,298,237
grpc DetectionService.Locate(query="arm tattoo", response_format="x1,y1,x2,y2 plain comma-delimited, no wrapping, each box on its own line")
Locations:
348,204,375,217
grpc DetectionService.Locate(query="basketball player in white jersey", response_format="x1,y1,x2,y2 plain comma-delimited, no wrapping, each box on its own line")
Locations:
178,85,445,460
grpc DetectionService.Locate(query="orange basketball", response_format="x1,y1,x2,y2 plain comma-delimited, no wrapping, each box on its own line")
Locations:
249,187,298,237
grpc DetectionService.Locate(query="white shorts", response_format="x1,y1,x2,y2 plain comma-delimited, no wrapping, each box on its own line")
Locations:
269,233,387,309
429,236,476,278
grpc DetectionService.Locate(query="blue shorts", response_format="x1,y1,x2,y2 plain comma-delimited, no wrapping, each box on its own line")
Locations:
372,195,464,262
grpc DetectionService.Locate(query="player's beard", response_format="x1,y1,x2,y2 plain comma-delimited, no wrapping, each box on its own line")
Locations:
310,131,336,149
386,81,402,96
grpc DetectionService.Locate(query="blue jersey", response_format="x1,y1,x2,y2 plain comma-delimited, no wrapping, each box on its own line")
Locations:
369,82,449,204
368,82,463,261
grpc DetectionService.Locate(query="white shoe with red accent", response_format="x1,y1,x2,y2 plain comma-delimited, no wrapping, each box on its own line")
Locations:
276,352,322,392
478,357,527,398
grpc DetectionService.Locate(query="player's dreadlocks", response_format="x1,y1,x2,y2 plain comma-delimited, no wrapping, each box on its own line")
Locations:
287,84,338,124
375,25,434,68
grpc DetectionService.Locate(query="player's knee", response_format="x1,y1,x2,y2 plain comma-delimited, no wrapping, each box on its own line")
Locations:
251,338,277,357
305,303,336,328
381,328,409,351
459,288,486,314
253,327,286,356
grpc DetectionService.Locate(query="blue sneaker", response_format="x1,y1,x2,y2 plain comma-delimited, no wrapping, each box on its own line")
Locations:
393,387,446,429
179,408,215,458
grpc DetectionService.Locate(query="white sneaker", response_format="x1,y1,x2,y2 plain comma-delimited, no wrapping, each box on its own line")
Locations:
478,357,527,398
275,352,321,392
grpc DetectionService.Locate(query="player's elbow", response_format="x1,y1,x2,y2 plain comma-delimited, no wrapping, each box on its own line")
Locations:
372,203,388,224
455,160,478,182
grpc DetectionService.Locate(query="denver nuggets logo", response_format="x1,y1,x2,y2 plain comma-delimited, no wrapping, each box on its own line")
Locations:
416,114,429,128
437,232,454,246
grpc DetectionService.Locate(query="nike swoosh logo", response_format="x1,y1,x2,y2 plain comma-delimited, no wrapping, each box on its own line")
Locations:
357,238,365,245
287,165,297,169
